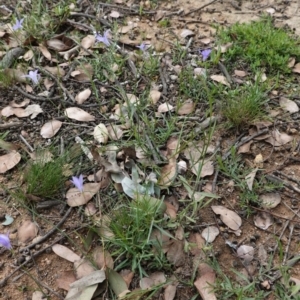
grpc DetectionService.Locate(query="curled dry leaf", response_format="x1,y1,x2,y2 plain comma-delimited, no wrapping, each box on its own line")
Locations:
279,97,299,113
44,66,65,77
23,49,34,61
237,245,254,263
0,151,21,173
245,168,258,191
71,64,94,82
40,120,62,138
149,90,161,104
254,212,273,230
38,44,51,60
93,123,109,144
81,35,95,49
52,244,80,262
65,107,95,122
180,29,194,38
157,102,174,113
66,183,101,207
107,124,123,140
17,220,38,243
177,99,194,115
47,35,75,51
293,62,300,74
158,157,177,188
75,88,91,104
260,192,281,208
194,263,216,300
210,75,230,86
266,130,293,146
25,104,43,119
201,226,219,243
238,141,252,153
211,206,242,230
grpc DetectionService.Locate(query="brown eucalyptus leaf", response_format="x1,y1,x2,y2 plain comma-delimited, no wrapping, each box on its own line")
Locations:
279,97,299,113
65,107,95,122
52,244,80,262
157,102,174,113
106,124,123,140
81,35,95,49
211,206,242,230
93,247,114,269
38,44,51,60
149,90,161,104
254,212,273,230
66,183,101,207
93,123,109,144
56,270,77,291
237,245,254,263
177,99,194,115
0,151,21,173
201,226,219,243
40,120,62,138
260,192,281,208
17,220,38,243
158,157,177,187
75,88,91,104
245,168,258,191
44,66,65,77
194,263,216,300
265,130,293,146
210,75,230,86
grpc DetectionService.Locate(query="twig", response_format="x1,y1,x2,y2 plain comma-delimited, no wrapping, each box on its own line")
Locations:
23,207,72,251
159,66,168,95
184,0,219,16
283,223,294,265
273,220,290,254
274,170,300,186
19,134,34,152
66,18,94,31
70,12,111,27
35,66,76,102
13,86,62,102
266,174,300,194
0,122,22,129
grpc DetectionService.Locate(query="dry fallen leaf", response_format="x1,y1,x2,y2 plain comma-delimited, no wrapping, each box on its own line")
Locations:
56,270,77,291
279,97,299,113
201,226,219,243
210,75,230,86
157,102,174,113
74,258,97,279
211,206,242,230
107,124,124,140
265,130,293,146
177,100,194,115
81,35,95,49
245,168,258,191
93,123,109,144
17,220,38,243
194,263,216,300
254,212,273,230
260,192,281,208
0,151,21,173
52,244,80,262
158,157,177,187
238,141,252,153
44,66,65,77
65,107,95,122
180,29,194,38
75,88,91,104
167,240,185,266
66,183,101,207
237,245,254,263
234,70,247,77
93,247,114,269
39,44,51,60
293,62,300,73
40,120,62,138
149,90,161,104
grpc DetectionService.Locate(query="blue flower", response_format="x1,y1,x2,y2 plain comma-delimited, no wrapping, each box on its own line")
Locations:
95,30,111,47
0,232,12,249
71,174,84,192
23,70,40,85
137,43,148,52
201,49,212,61
12,18,24,31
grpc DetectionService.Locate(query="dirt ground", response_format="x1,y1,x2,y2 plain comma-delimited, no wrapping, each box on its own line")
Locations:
1,0,300,299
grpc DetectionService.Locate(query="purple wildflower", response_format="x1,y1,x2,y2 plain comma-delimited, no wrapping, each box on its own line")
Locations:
201,49,212,61
137,43,148,52
95,30,111,47
12,18,24,31
71,174,84,192
23,70,40,85
0,232,12,249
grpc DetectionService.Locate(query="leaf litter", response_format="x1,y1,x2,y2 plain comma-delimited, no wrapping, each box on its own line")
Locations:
1,1,300,299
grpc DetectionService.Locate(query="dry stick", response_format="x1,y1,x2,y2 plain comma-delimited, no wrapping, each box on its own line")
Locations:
274,170,300,186
159,66,168,95
69,12,111,27
19,134,34,152
23,207,72,251
184,0,219,16
273,220,290,255
283,223,294,265
266,174,300,194
222,128,269,161
36,66,76,103
0,235,65,288
66,18,94,31
13,86,62,102
0,122,22,129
